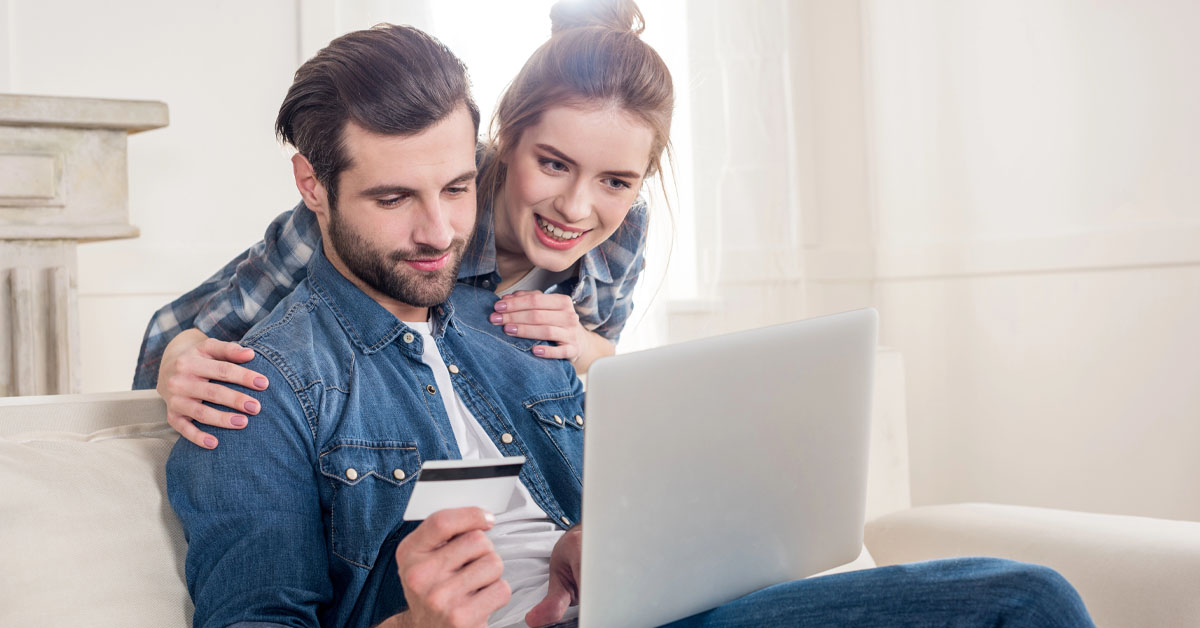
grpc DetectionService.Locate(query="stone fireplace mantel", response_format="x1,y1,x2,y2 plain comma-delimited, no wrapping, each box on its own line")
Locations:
1,94,168,396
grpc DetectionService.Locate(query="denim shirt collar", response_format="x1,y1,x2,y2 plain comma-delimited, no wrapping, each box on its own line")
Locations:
458,196,614,286
307,244,455,355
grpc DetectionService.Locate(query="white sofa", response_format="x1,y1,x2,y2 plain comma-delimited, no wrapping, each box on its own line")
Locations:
2,350,1198,627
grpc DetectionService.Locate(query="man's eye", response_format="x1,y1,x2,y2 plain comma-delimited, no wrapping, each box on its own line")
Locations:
538,158,568,173
378,196,405,208
446,186,470,196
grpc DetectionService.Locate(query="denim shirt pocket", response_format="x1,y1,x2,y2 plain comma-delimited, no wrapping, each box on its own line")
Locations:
523,391,586,479
319,440,422,569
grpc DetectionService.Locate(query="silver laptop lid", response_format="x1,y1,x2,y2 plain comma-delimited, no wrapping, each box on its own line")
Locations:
578,308,878,628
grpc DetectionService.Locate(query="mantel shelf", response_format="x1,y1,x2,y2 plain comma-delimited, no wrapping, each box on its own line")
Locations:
0,94,168,134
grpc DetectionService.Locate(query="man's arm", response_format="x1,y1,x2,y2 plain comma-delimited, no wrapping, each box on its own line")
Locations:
376,508,512,628
166,353,331,627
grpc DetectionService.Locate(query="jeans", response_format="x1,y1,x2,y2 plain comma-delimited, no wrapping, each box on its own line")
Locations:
660,557,1095,628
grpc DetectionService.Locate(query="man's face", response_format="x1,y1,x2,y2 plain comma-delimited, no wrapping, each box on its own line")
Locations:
318,105,478,317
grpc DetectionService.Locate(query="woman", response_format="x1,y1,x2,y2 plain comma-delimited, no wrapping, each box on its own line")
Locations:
135,0,675,449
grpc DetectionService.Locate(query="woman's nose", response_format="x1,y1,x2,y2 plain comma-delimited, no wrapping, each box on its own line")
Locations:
554,183,591,223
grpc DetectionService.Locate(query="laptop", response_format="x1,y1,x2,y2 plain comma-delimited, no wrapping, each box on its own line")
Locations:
576,308,878,628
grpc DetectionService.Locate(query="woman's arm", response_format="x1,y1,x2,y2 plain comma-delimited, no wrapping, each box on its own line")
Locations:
136,202,320,447
491,291,615,374
157,329,268,449
132,202,319,389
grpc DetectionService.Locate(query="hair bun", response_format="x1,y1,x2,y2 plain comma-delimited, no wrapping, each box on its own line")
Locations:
550,0,645,36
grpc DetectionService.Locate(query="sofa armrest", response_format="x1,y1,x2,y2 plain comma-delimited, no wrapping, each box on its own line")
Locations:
864,503,1200,628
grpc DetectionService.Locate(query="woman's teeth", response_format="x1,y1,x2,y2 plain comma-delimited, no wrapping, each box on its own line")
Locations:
537,217,584,241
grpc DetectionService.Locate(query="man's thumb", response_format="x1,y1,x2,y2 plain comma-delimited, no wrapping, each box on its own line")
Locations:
524,577,571,627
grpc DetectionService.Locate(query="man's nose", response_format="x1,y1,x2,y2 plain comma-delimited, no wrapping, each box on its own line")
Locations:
413,199,455,251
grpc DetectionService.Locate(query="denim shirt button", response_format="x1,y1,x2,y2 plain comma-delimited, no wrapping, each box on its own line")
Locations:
345,468,359,481
560,516,571,527
393,469,406,481
448,364,460,374
403,332,415,344
554,415,563,425
501,433,514,444
426,385,436,395
575,414,584,426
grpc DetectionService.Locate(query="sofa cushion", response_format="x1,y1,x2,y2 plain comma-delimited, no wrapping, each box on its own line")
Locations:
0,414,190,627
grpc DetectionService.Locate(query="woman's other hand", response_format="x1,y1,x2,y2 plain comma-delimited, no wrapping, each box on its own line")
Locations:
156,329,269,449
491,290,614,373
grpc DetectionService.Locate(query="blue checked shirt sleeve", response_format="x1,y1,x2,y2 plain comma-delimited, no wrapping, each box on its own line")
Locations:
132,203,320,389
587,198,649,342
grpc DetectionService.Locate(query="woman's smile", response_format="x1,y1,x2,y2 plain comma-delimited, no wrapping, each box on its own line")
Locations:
535,214,589,250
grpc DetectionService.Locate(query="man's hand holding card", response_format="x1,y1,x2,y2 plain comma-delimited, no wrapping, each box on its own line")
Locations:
403,456,526,521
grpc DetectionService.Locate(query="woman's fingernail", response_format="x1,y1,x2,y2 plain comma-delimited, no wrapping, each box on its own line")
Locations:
203,436,217,449
489,313,503,324
494,301,508,312
254,377,268,389
504,324,517,335
533,347,546,356
231,415,248,427
244,400,260,414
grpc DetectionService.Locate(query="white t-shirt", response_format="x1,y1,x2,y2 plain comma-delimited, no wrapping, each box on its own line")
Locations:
409,321,578,628
497,265,576,297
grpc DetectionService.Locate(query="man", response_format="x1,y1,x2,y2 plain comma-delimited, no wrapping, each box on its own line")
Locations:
167,24,583,628
167,24,1095,628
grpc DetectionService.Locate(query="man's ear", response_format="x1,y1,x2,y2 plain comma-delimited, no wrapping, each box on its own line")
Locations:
292,153,330,218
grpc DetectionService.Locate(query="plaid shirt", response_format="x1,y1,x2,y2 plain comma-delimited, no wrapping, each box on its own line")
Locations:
132,197,647,389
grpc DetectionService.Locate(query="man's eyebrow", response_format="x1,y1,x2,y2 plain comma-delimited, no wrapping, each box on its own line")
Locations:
536,143,643,180
360,184,416,197
447,169,478,186
358,170,477,197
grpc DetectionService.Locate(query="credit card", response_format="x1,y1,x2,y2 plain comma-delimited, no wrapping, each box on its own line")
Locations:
402,456,526,521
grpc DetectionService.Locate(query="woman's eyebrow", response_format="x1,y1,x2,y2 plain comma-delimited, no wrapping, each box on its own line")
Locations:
536,143,578,167
536,143,642,180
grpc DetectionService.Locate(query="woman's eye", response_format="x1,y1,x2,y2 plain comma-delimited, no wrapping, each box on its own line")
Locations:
603,178,631,191
538,157,568,173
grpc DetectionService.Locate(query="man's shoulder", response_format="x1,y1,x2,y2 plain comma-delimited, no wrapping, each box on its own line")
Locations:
447,283,579,384
239,280,350,390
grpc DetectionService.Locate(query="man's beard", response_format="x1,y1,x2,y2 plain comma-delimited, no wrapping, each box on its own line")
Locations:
327,206,465,308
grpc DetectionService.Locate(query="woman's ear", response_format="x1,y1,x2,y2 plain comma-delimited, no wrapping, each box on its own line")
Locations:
292,153,329,217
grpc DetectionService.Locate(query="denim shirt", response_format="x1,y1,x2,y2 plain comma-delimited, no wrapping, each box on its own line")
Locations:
166,246,586,628
133,193,647,390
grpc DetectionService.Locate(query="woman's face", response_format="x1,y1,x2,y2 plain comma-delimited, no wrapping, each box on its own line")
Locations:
495,105,654,273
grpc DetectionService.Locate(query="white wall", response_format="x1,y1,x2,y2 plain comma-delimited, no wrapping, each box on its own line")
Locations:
863,0,1200,521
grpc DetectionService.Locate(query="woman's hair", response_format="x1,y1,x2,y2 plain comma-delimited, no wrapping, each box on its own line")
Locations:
478,0,675,205
276,24,480,209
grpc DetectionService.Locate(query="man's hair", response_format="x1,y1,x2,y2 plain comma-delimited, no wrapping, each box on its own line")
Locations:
276,24,481,208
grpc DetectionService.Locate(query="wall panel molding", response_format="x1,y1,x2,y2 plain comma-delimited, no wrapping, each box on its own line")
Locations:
804,226,1200,282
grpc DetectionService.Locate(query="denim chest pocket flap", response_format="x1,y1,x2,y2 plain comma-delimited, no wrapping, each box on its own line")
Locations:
523,391,586,478
319,441,421,568
525,395,586,431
